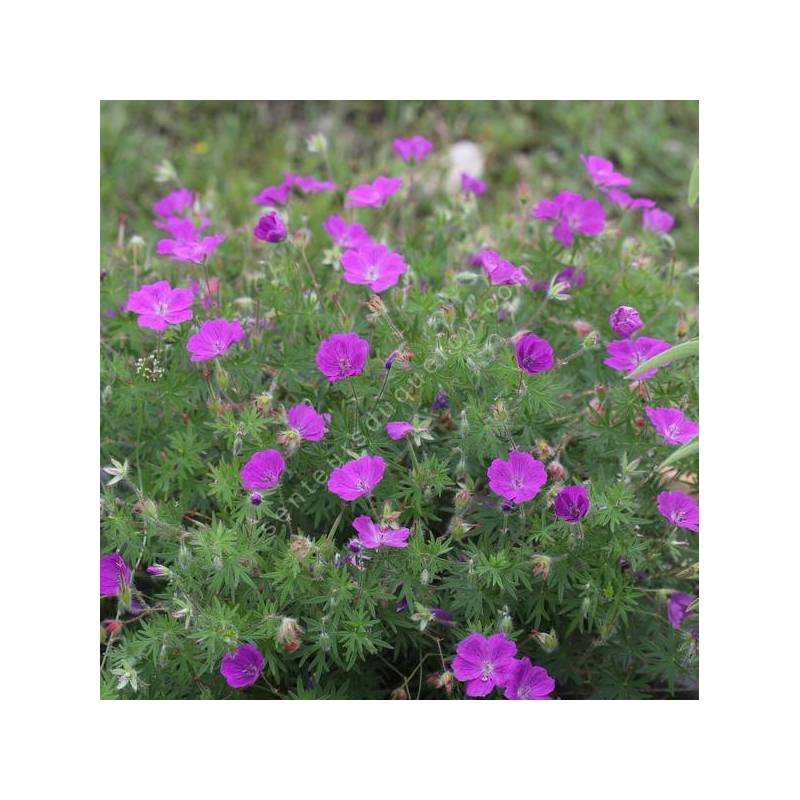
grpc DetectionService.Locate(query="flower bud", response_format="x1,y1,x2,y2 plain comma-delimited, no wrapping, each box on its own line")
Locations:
533,439,555,460
676,313,690,339
391,687,409,700
532,628,559,653
573,319,594,338
306,132,328,154
547,460,567,481
633,416,647,430
367,295,388,316
146,564,170,578
497,606,513,633
250,492,263,506
530,554,552,579
289,534,314,561
427,670,455,696
277,426,302,454
104,620,124,637
277,617,303,650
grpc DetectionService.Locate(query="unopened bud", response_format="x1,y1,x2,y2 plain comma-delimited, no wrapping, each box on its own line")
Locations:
547,460,567,481
250,492,263,506
290,535,314,561
391,687,409,700
530,554,552,579
532,628,559,653
104,620,124,637
277,617,303,650
146,564,170,578
573,319,594,338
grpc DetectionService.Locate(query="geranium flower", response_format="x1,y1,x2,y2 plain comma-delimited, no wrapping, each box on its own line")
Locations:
461,173,487,196
504,658,556,700
322,215,372,248
220,643,264,689
667,592,695,629
287,174,338,193
315,332,370,382
352,515,411,549
100,553,131,597
645,407,699,445
451,632,517,698
515,333,555,375
156,218,225,264
657,491,699,532
580,154,631,188
286,403,328,442
604,337,671,380
186,319,246,362
386,421,414,440
340,243,407,292
532,191,606,247
487,451,547,505
392,136,433,163
345,176,404,208
240,449,286,491
152,188,194,222
605,189,656,210
253,212,287,243
126,280,194,332
476,250,527,286
643,207,675,234
608,305,643,338
327,455,385,501
553,485,590,523
251,181,293,206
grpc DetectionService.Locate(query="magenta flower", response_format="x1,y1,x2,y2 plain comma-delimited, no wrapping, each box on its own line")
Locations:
604,337,672,380
240,449,286,491
461,172,487,196
126,280,194,332
643,207,675,234
646,407,699,445
657,491,699,532
581,154,631,188
504,658,556,700
327,455,385,501
153,188,193,222
186,319,246,362
515,333,555,375
156,218,226,264
392,136,433,163
609,305,643,338
605,189,656,210
287,174,338,193
386,421,414,440
345,176,404,208
220,643,264,689
352,515,411,549
667,592,695,629
532,191,606,248
100,553,132,597
554,485,590,523
287,403,328,442
488,451,547,505
251,181,293,206
315,332,370,382
146,564,169,577
254,212,288,243
452,632,517,698
478,250,527,286
340,243,407,292
322,216,372,248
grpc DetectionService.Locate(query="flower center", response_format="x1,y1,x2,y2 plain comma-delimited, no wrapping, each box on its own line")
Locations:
480,660,494,681
355,479,369,491
666,424,680,439
517,685,530,698
511,476,524,490
338,357,351,373
156,302,169,316
365,266,379,281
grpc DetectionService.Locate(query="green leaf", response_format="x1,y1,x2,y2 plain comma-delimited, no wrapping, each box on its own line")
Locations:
688,161,699,207
628,338,699,379
659,438,698,469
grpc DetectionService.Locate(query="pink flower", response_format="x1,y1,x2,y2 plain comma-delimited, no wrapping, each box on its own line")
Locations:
657,491,699,533
220,643,264,689
186,319,246,362
392,136,433,163
532,191,606,248
461,173,487,196
340,243,407,292
646,407,699,445
287,403,328,442
604,337,672,380
608,305,643,338
253,212,287,243
477,250,527,286
345,176,404,208
315,332,370,382
605,189,656,210
327,455,385,501
251,181,293,206
487,451,547,505
504,658,556,700
152,188,194,221
515,333,555,375
322,216,372,248
240,449,286,491
126,280,194,332
581,154,631,188
452,632,517,698
287,174,338,193
352,515,411,549
386,421,414,440
156,218,225,264
100,553,132,598
643,207,675,234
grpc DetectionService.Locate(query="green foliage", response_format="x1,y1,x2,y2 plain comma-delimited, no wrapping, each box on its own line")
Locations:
101,101,699,700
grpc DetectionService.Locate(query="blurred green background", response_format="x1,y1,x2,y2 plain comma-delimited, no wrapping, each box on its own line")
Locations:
101,100,698,259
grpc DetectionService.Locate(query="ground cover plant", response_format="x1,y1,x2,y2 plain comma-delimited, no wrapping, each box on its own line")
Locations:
100,100,699,699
